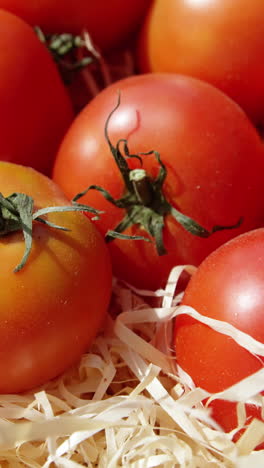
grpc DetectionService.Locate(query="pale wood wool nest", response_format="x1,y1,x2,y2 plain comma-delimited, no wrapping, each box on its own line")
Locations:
0,266,263,467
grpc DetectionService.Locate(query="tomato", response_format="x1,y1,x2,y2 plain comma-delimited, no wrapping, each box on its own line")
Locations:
0,10,74,175
0,0,151,52
138,0,264,127
0,162,112,393
174,229,264,444
53,73,264,291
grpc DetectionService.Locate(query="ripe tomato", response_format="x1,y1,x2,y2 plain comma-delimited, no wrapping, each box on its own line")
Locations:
0,9,73,175
138,0,264,127
53,73,264,291
0,0,151,52
0,162,112,393
174,229,264,444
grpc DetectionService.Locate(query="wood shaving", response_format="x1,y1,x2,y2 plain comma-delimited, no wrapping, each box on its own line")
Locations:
0,266,263,467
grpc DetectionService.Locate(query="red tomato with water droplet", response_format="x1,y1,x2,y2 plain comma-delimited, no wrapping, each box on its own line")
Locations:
174,229,264,448
53,73,264,290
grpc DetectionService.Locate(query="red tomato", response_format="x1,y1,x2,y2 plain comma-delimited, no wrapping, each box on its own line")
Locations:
0,162,112,393
0,0,151,52
138,0,264,127
174,229,264,445
53,73,264,290
0,9,73,175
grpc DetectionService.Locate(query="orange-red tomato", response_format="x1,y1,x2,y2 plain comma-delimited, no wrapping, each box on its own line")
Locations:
53,73,264,290
0,0,151,52
138,0,264,127
0,162,112,393
174,229,264,446
0,9,73,175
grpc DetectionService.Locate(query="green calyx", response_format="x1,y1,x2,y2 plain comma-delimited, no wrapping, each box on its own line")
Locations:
35,27,97,77
73,93,242,255
0,192,101,272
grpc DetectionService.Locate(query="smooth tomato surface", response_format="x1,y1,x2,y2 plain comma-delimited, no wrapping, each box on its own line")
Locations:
53,73,264,290
174,229,264,440
0,162,112,393
138,0,264,126
0,9,73,175
0,0,151,52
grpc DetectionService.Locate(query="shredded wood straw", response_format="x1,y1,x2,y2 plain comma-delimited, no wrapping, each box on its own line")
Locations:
0,265,264,467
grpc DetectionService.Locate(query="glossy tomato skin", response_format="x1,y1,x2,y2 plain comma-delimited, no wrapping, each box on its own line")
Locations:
0,0,151,52
53,73,264,290
0,162,112,393
174,229,264,439
138,0,264,126
0,9,73,175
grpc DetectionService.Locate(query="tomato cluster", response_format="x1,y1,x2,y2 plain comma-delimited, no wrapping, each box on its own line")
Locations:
0,0,263,448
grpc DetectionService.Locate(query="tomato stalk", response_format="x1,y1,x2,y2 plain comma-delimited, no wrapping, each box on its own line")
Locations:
73,94,242,255
0,192,102,272
35,27,98,82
